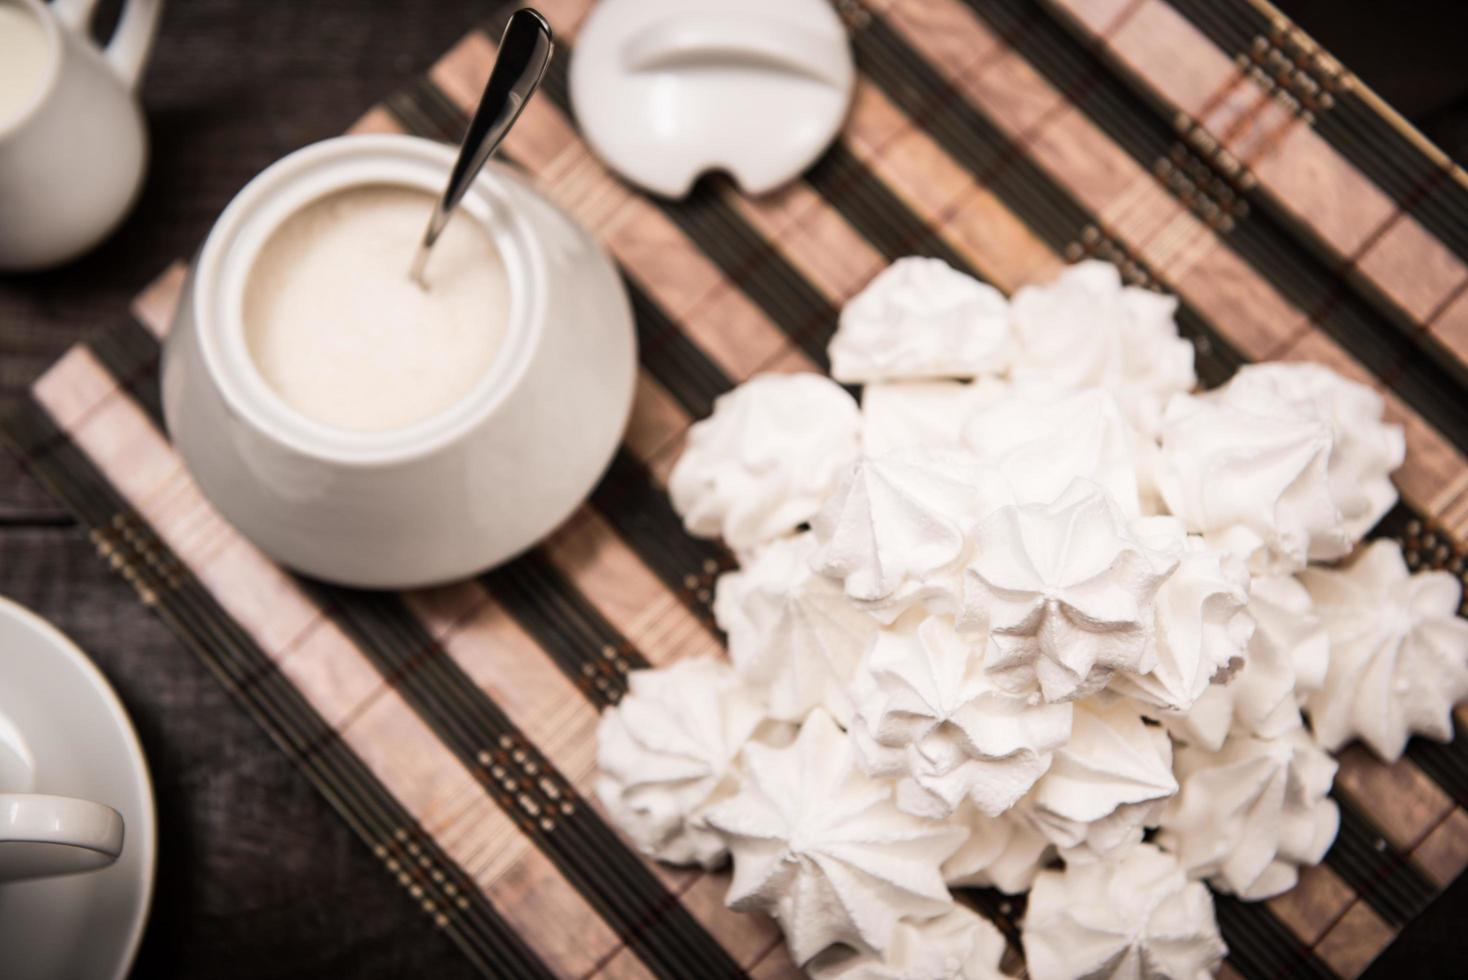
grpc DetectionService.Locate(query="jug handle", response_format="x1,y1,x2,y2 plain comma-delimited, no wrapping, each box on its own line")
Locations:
52,0,164,90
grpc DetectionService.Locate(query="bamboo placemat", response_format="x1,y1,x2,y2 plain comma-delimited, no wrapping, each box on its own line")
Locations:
6,1,1468,976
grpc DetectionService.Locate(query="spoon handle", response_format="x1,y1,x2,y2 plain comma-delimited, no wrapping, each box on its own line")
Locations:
411,9,554,285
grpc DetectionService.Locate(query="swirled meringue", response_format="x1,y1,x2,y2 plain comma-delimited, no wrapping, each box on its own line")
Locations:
1022,843,1226,980
812,450,1007,623
1110,538,1252,714
849,617,1073,818
831,257,1010,383
1164,574,1326,751
714,532,876,723
962,386,1145,517
808,905,1010,980
1253,574,1330,700
1009,260,1195,436
1300,539,1468,760
670,372,861,550
1157,729,1339,900
1131,426,1171,517
863,380,1007,456
704,709,965,963
596,657,766,868
1026,697,1177,863
963,480,1179,702
1158,387,1348,571
1221,363,1404,542
943,801,1053,893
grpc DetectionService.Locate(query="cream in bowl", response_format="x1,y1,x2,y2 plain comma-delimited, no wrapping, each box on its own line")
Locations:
242,185,511,433
163,134,637,588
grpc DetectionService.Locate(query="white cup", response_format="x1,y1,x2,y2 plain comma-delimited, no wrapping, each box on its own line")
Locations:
0,0,163,270
0,793,125,883
162,135,638,589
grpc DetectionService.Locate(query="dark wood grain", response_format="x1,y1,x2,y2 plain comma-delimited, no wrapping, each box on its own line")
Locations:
0,1,1465,978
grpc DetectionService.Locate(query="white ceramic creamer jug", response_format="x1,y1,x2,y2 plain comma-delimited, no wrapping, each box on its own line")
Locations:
0,0,162,270
161,135,637,589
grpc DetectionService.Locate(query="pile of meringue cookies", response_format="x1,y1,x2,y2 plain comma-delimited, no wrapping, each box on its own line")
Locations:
595,257,1468,979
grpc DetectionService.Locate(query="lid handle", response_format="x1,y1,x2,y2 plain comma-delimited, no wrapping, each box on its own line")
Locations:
622,15,848,89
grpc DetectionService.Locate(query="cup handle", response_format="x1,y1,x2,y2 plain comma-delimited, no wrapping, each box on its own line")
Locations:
51,0,164,90
0,793,125,882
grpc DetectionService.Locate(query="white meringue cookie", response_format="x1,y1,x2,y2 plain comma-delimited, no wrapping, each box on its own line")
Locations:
1131,426,1171,518
1158,388,1350,571
1221,363,1404,542
831,257,1010,383
1157,729,1339,900
1026,697,1177,863
1022,843,1226,980
1037,800,1158,867
1255,574,1330,701
1164,574,1326,750
596,657,766,868
808,905,1010,980
1167,682,1262,756
704,709,965,964
714,532,876,723
1009,260,1195,437
964,480,1179,702
670,372,861,550
962,386,1145,518
1300,539,1468,761
862,380,1006,456
812,450,1008,623
943,801,1053,894
1111,538,1252,714
850,617,1073,818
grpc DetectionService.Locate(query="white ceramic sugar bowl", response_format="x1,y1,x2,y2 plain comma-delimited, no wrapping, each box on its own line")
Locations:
162,135,636,588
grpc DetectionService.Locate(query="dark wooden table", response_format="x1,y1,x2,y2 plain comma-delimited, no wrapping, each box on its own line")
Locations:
2,1,1467,977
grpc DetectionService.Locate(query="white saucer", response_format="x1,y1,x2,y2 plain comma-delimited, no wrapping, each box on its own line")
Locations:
0,596,156,980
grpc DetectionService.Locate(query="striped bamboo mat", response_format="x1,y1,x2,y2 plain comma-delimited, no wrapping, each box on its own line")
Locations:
6,1,1468,977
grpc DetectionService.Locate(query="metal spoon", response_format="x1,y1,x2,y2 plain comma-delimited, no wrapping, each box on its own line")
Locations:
409,8,554,287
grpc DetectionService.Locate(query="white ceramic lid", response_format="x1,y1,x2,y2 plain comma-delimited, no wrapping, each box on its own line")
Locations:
569,0,855,198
